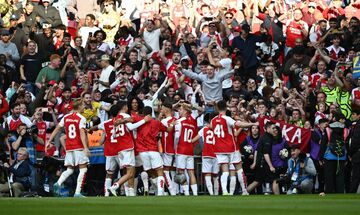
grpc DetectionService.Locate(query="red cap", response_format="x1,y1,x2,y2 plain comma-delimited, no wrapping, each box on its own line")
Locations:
233,26,242,32
48,80,57,86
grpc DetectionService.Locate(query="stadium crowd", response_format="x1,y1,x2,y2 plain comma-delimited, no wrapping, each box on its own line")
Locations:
0,0,360,197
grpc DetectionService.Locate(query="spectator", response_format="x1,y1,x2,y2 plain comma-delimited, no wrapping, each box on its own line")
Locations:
8,14,28,57
0,147,32,197
56,32,79,66
66,0,100,24
35,0,62,29
19,40,43,95
98,0,120,46
35,54,62,89
284,8,308,55
29,23,56,62
140,20,162,56
0,54,14,92
94,29,111,55
231,24,261,81
77,14,100,48
13,2,38,37
283,46,311,89
247,121,279,195
0,29,20,70
320,112,349,193
349,108,360,193
60,54,81,88
98,54,114,93
286,145,317,194
182,63,234,114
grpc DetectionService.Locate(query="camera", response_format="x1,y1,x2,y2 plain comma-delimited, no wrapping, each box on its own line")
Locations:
204,17,213,22
26,125,39,135
276,174,290,184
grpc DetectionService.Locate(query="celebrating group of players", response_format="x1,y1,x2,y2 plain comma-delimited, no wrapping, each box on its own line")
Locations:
45,98,258,197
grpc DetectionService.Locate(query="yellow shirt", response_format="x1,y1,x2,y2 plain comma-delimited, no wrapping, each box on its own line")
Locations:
82,102,101,122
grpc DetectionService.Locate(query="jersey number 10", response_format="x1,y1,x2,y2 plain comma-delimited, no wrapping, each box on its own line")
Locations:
184,128,194,143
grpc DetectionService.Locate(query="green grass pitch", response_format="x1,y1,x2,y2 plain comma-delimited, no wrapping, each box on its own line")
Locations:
0,195,359,215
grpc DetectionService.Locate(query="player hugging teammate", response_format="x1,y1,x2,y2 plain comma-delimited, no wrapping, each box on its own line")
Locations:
49,98,257,197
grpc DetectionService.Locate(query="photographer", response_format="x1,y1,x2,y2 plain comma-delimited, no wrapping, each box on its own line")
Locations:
8,123,42,165
0,147,31,197
285,145,316,194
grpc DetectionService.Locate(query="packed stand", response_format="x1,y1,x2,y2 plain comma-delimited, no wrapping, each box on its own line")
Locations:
0,0,360,197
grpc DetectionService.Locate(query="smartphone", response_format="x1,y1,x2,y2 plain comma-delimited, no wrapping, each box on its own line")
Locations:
89,32,93,37
42,108,49,112
162,12,170,17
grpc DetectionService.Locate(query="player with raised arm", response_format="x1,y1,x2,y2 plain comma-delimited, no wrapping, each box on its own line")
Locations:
160,101,177,195
108,101,150,196
211,100,258,195
192,113,219,195
137,106,175,196
97,105,124,197
174,102,198,196
47,98,89,197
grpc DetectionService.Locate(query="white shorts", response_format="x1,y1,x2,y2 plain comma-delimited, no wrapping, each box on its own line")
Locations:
202,157,219,174
118,149,135,167
106,156,121,172
162,153,175,167
140,151,163,171
64,150,89,167
216,151,242,165
176,154,194,170
135,155,143,167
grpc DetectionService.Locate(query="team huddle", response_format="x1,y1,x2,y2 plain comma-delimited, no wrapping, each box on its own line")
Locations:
45,98,258,197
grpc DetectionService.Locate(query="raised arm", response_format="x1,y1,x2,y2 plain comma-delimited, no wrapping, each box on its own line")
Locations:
182,69,204,82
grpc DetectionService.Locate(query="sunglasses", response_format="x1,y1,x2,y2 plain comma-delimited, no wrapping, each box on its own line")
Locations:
225,16,233,19
209,25,216,28
309,6,315,9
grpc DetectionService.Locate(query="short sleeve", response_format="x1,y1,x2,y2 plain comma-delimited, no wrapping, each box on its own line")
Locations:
198,127,204,137
219,58,231,69
98,122,105,130
263,142,272,155
79,116,86,129
158,121,167,132
224,116,236,128
59,117,65,127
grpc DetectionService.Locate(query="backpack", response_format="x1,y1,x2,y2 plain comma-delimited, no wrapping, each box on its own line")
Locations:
326,127,348,157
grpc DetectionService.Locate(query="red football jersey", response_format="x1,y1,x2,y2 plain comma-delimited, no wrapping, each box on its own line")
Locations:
286,21,305,48
136,119,167,153
35,120,50,152
161,116,176,154
352,88,360,100
113,113,138,152
234,126,248,151
98,119,118,156
59,112,86,151
175,116,197,156
210,114,236,154
6,115,32,132
199,126,216,158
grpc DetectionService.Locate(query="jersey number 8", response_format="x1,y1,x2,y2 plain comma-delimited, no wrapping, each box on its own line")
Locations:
68,124,77,139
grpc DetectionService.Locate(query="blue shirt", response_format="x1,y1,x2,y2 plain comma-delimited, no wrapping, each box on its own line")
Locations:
231,34,261,68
